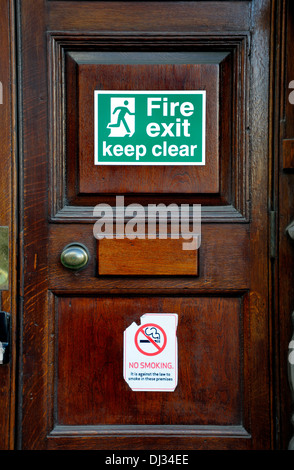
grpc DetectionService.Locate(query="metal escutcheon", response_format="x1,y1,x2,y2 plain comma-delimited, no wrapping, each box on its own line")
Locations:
60,243,89,270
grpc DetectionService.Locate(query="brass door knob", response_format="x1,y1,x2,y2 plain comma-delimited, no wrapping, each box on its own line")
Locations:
60,243,89,270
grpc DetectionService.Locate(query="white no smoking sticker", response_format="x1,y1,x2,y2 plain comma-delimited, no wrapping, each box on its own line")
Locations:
123,313,178,392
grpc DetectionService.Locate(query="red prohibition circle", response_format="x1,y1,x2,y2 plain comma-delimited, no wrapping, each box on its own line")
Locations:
134,323,167,356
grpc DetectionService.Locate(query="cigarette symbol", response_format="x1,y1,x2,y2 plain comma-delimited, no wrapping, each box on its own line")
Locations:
140,326,161,344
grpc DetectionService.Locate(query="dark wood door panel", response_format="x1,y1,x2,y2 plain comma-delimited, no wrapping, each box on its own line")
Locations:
48,224,249,291
55,38,244,210
48,294,252,451
47,1,251,33
56,296,244,427
19,0,273,451
75,59,220,195
47,431,251,451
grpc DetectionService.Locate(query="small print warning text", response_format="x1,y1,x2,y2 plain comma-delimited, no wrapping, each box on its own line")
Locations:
129,371,173,382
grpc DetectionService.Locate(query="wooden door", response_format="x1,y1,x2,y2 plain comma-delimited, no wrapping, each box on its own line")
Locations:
18,0,274,450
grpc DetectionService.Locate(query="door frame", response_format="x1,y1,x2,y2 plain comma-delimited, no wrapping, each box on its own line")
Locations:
0,0,18,451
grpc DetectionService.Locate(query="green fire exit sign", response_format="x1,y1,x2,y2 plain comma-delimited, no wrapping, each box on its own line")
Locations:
94,90,206,165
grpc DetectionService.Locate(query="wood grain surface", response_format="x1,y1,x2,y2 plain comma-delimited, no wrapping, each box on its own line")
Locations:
16,0,276,451
97,238,199,276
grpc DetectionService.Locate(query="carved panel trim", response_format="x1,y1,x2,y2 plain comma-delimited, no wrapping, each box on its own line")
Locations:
48,33,249,223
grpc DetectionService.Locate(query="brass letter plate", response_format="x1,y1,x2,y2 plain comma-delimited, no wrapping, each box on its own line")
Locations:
0,227,9,290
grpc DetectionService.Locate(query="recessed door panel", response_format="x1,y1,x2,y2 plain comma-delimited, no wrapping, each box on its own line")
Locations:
73,55,221,194
62,46,238,208
57,296,244,427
